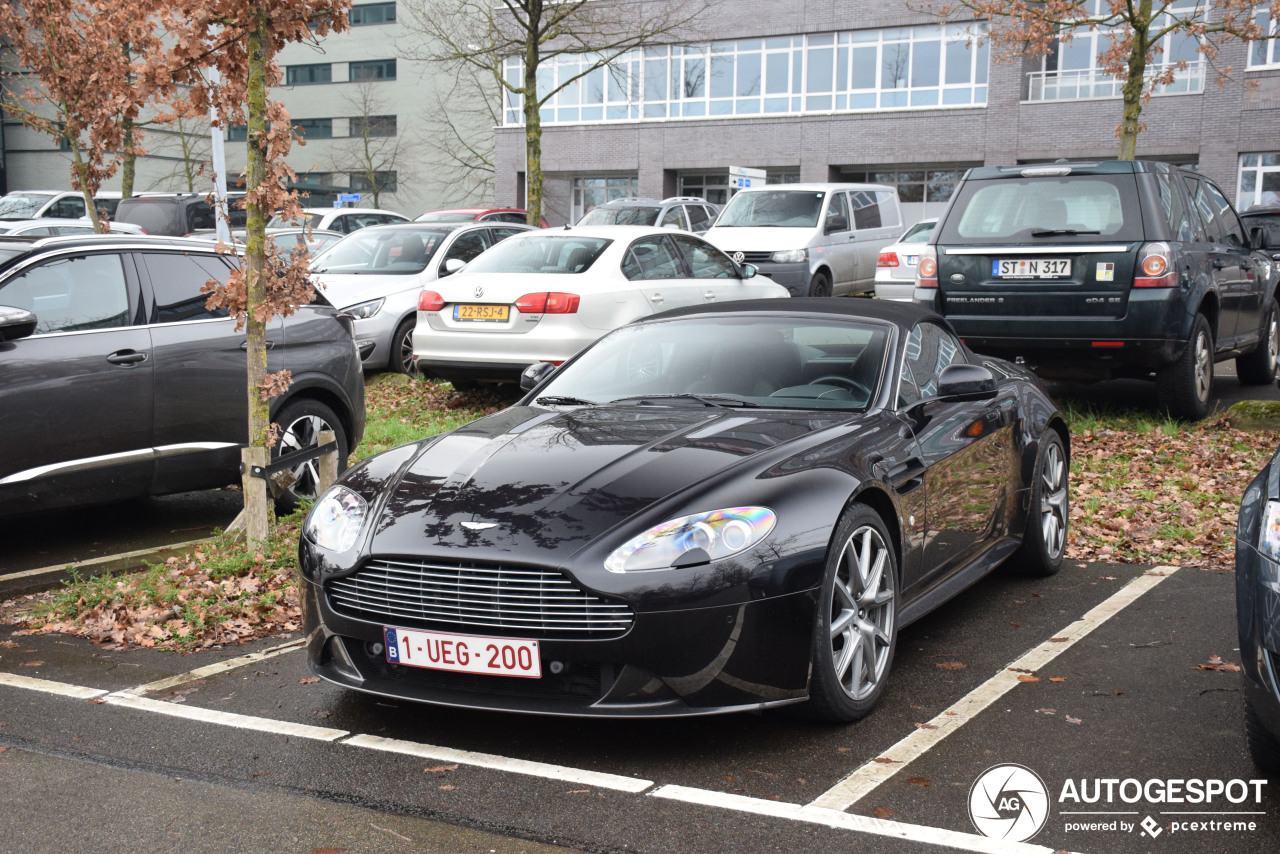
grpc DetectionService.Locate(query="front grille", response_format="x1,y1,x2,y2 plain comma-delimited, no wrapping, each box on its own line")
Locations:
735,251,774,264
327,558,634,639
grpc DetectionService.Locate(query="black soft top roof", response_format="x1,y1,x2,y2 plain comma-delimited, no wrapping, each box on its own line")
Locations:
646,297,945,330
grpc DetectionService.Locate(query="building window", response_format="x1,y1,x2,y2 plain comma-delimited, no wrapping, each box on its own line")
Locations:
572,175,639,221
1250,12,1280,68
1239,153,1280,208
679,170,799,205
841,165,971,205
287,63,332,85
350,59,396,81
349,2,395,26
351,114,397,137
1029,0,1204,100
504,23,989,127
294,118,333,139
350,171,397,192
226,124,248,141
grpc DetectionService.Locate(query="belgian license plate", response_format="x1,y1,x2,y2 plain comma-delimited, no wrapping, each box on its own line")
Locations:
992,258,1071,279
904,255,919,266
384,626,541,678
454,304,510,322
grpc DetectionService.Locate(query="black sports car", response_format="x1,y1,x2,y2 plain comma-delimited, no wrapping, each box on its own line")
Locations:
299,299,1070,721
1236,447,1280,772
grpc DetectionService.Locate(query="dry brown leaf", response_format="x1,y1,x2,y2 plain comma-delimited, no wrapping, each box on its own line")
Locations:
297,676,320,684
935,661,967,670
873,757,900,764
1017,675,1040,682
1065,715,1083,725
906,777,932,787
423,764,458,773
873,807,895,819
1049,677,1067,682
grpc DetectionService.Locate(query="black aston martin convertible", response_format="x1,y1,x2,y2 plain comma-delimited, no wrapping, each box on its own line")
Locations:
299,299,1070,721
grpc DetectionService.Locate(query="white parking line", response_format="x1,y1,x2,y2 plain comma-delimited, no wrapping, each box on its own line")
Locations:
652,785,1079,854
343,733,654,793
122,638,305,696
0,671,107,699
808,566,1179,812
103,691,348,741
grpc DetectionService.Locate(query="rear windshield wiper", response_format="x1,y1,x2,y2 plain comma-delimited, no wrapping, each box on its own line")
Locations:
609,393,760,408
1029,229,1102,237
536,395,597,406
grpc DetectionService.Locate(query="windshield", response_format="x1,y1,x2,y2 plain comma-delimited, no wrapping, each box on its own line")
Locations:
311,227,452,274
899,220,936,243
715,191,826,228
0,193,56,220
578,206,661,227
538,317,889,411
464,235,611,275
267,212,321,229
940,175,1144,243
416,211,478,222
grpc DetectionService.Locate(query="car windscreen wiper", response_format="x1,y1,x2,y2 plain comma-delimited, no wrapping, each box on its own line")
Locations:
536,395,597,406
1029,229,1102,237
609,393,760,408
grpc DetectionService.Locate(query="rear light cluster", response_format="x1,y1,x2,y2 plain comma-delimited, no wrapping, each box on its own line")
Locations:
915,247,938,289
514,292,579,314
877,251,899,268
418,291,446,312
1134,242,1177,288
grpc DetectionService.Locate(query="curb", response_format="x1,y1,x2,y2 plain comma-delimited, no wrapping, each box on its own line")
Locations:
0,538,214,599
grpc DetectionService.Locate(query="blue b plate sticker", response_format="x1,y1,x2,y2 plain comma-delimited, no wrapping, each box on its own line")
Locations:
384,626,400,661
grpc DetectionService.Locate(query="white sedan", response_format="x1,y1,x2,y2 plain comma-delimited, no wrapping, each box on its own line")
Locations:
412,225,789,384
873,218,936,301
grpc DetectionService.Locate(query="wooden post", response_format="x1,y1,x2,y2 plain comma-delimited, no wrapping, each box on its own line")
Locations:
241,445,270,544
317,429,338,494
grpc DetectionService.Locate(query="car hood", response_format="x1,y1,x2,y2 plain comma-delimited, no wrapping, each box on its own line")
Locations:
704,227,817,252
362,404,847,560
312,273,428,309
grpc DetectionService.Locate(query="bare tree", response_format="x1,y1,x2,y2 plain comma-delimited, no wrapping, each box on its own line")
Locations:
400,0,717,226
932,0,1280,159
330,78,408,208
417,64,498,207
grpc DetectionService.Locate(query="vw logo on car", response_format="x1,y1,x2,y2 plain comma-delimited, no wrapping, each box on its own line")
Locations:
473,285,484,299
732,251,745,264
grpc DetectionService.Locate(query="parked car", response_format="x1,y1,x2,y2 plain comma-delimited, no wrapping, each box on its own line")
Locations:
267,207,409,235
0,218,145,237
1235,445,1280,773
416,207,548,228
704,183,903,297
0,234,365,517
311,221,535,374
914,161,1279,420
411,224,788,384
1243,206,1280,263
269,228,345,257
874,218,937,301
576,196,720,234
300,298,1069,720
115,193,248,237
0,190,122,221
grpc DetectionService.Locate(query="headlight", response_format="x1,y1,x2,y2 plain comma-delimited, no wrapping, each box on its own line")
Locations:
305,486,369,552
771,249,807,264
604,507,777,573
1261,500,1280,562
343,298,384,320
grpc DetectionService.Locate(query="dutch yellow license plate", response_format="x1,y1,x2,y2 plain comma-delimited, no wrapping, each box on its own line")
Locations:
454,304,510,322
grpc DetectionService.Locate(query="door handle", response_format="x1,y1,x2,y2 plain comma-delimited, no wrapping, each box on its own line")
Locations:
240,340,277,350
650,293,664,303
704,290,716,300
106,349,147,366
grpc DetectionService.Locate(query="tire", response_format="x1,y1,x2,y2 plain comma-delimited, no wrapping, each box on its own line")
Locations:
391,318,417,376
1237,298,1279,386
272,399,349,511
1244,695,1280,774
802,504,898,723
1010,431,1068,577
807,271,832,298
1157,313,1213,421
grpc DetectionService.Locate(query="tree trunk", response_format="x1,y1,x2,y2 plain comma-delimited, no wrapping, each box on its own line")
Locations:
523,40,543,227
121,117,136,199
1118,2,1151,161
240,19,272,544
70,143,103,233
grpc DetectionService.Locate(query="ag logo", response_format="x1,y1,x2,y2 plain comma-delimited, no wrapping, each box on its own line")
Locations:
968,763,1049,842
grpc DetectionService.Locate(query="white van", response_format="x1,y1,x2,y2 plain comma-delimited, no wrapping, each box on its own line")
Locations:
703,183,903,297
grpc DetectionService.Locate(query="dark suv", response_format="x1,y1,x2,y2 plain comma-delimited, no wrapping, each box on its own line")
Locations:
914,161,1277,418
116,193,248,237
576,197,720,233
0,234,364,516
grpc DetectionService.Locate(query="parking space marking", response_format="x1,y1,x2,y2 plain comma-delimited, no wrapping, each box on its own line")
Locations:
652,785,1078,854
0,671,108,700
343,733,654,793
103,691,348,741
122,638,305,696
809,566,1179,812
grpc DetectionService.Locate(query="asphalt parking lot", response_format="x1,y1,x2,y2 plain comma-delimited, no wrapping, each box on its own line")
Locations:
3,557,1275,853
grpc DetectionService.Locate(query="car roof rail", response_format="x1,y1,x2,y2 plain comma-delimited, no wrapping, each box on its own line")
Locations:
661,196,712,203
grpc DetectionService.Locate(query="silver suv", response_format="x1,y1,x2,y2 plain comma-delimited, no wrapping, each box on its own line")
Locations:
576,197,720,234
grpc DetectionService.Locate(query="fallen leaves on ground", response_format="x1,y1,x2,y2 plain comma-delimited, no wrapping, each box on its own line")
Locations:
873,807,895,819
1065,715,1083,725
906,777,932,787
1017,675,1040,683
1194,655,1242,672
935,661,967,670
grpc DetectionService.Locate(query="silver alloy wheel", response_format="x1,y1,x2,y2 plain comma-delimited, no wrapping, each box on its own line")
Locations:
830,524,895,701
1193,328,1212,403
278,413,331,499
1039,439,1068,560
396,322,416,374
1267,314,1278,373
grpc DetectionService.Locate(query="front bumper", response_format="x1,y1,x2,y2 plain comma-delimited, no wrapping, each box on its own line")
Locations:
749,261,810,295
413,320,594,381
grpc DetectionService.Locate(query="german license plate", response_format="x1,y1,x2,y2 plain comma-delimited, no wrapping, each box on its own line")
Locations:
992,259,1071,278
454,304,510,322
384,626,541,678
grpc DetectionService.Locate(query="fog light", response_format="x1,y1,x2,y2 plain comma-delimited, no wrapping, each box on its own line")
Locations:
549,660,566,675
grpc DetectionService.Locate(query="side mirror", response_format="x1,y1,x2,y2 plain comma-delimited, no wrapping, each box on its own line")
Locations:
937,363,997,401
1250,226,1269,252
825,215,849,234
442,258,467,276
740,263,757,279
0,305,37,342
520,361,557,391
